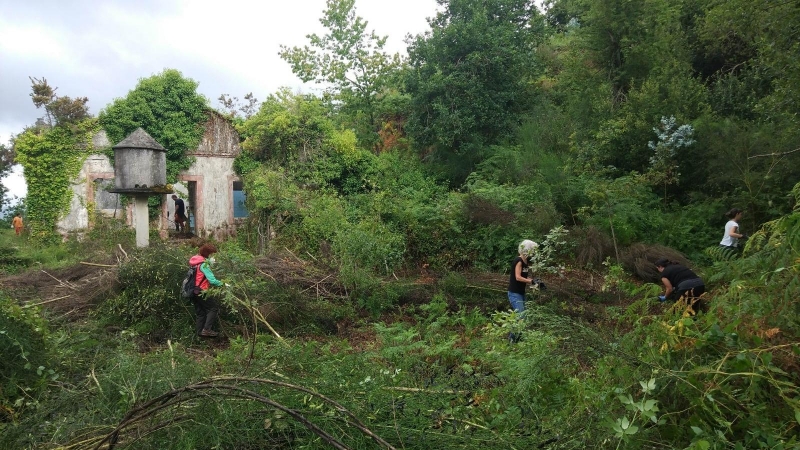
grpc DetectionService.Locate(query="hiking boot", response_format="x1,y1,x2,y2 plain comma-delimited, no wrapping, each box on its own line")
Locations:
199,329,219,337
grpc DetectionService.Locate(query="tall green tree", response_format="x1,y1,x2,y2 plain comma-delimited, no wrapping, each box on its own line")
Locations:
404,0,544,180
98,69,209,181
239,88,335,166
279,0,402,148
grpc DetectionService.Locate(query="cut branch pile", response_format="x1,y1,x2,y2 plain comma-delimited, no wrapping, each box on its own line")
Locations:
1,263,120,319
60,377,395,450
254,250,348,300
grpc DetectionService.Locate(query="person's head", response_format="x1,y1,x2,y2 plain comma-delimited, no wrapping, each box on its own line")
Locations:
726,208,743,220
172,195,178,201
654,258,674,272
198,243,218,258
518,239,539,259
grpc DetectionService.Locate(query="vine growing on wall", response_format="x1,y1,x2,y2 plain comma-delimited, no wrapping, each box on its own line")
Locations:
14,119,99,241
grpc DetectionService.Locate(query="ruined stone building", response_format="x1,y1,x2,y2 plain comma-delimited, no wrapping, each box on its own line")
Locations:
58,112,247,239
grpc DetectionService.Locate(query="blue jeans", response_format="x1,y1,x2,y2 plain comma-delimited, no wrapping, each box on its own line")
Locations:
507,292,525,313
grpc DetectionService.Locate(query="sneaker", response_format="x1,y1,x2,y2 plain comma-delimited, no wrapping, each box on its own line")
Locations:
199,329,219,337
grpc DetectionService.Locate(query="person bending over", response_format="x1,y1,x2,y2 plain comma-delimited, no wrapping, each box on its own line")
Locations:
655,258,706,312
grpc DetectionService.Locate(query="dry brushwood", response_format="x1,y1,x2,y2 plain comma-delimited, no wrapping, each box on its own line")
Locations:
572,226,615,268
1,262,120,320
254,250,347,300
67,377,396,450
620,243,688,282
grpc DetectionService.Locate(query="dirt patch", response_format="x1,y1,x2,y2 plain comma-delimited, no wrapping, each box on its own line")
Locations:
1,257,120,321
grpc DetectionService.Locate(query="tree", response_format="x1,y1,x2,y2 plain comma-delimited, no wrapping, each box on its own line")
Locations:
218,92,259,120
0,142,14,211
98,69,209,181
239,88,335,165
404,0,544,178
279,0,402,148
14,79,97,240
29,76,90,126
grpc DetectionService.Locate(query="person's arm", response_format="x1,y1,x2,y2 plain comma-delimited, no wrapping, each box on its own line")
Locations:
514,260,532,283
200,262,223,286
661,277,674,297
729,224,744,239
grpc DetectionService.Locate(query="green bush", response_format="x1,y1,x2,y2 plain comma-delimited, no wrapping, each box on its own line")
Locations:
0,294,52,417
99,246,190,333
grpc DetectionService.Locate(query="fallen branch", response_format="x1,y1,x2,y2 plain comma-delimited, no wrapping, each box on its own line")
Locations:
80,262,116,268
383,386,469,395
748,147,800,159
117,244,128,260
85,379,396,450
22,295,72,308
41,270,78,291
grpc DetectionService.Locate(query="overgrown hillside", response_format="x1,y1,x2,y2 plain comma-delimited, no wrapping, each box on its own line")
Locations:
1,183,799,449
3,0,800,448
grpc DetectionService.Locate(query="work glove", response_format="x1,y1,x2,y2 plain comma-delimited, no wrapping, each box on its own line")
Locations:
741,233,749,240
658,295,667,302
531,278,547,291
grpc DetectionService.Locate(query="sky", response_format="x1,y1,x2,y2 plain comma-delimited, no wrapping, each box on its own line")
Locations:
0,0,442,202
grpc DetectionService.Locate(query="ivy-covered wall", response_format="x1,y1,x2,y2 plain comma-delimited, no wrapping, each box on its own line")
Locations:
14,120,99,241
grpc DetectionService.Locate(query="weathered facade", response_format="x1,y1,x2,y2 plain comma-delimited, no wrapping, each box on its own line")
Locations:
59,112,246,239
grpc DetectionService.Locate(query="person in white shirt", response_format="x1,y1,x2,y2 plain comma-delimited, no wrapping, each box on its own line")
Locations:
719,208,745,249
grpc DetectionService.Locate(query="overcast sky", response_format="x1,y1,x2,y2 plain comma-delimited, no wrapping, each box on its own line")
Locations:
0,0,441,201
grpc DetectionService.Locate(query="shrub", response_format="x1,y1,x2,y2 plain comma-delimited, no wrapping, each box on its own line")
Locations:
0,293,52,418
99,246,191,333
571,225,615,268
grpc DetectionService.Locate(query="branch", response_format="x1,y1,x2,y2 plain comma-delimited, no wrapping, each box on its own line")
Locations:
748,147,800,159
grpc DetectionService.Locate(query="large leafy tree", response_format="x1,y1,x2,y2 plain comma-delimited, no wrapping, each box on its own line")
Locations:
98,69,209,181
404,0,544,176
279,0,402,148
239,88,335,166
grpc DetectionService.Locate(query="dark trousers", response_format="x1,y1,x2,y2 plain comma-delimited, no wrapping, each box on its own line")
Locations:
191,293,219,335
670,282,706,312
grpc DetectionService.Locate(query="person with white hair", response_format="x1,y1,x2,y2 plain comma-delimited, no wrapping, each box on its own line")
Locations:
507,239,538,314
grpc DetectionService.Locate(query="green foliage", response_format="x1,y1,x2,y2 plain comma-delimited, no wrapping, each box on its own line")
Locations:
239,89,335,164
13,120,99,241
0,293,52,418
99,246,191,332
279,0,402,147
98,69,208,182
405,0,544,166
334,218,405,276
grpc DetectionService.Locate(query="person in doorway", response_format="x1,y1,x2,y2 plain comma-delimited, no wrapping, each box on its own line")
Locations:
655,258,706,312
11,214,23,236
719,208,746,251
189,244,224,337
172,195,187,233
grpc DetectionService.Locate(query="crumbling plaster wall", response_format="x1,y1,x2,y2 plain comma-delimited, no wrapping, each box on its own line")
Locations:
57,131,121,234
172,155,238,239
